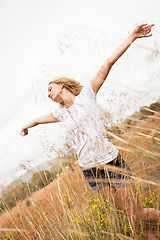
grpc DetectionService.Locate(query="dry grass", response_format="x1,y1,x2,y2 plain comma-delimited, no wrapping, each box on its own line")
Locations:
0,102,160,239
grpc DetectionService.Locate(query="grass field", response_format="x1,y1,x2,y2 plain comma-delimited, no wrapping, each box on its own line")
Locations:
0,101,160,239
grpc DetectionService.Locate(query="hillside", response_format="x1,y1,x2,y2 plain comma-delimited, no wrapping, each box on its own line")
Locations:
0,101,160,239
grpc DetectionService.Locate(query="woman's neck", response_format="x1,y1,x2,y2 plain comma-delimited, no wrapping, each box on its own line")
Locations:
61,88,76,109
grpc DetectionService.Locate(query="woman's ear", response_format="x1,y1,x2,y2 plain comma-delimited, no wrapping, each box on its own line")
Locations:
60,84,64,93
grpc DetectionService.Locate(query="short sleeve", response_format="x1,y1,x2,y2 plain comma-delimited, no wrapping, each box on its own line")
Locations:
81,81,97,99
52,107,63,122
88,81,97,96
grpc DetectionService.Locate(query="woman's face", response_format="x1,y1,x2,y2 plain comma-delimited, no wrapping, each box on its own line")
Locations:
48,83,63,103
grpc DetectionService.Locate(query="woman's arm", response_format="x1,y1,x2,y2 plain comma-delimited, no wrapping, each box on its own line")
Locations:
90,23,154,94
20,113,59,136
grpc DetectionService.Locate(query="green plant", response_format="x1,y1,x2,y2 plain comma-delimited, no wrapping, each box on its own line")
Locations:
30,170,53,191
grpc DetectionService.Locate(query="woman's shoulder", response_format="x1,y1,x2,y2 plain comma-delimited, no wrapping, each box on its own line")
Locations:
52,105,66,121
79,81,97,98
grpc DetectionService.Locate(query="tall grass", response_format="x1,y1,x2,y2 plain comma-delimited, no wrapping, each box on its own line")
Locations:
0,101,159,239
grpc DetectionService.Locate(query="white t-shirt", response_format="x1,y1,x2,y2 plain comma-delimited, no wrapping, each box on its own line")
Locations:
53,81,119,168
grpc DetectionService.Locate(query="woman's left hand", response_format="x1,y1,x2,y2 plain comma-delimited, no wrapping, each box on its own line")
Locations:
132,23,154,39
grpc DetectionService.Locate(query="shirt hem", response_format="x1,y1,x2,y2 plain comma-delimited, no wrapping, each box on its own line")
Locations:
79,152,119,170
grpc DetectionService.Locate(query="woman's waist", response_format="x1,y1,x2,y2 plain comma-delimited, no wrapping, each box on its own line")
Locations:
80,152,121,171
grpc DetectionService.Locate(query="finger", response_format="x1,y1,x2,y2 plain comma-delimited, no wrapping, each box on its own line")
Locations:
144,24,154,30
140,23,148,28
145,34,152,37
146,29,151,33
145,25,154,30
146,28,153,34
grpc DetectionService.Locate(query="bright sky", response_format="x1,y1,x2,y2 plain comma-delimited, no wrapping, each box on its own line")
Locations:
0,0,160,187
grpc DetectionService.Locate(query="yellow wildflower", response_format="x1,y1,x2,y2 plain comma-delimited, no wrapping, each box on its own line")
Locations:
92,205,97,209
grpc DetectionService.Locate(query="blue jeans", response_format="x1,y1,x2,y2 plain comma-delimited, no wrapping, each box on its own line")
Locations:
82,155,133,190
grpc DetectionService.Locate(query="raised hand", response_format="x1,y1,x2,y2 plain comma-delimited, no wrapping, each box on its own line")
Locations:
132,23,154,39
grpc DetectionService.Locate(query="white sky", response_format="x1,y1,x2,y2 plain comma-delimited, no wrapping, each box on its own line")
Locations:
0,0,160,187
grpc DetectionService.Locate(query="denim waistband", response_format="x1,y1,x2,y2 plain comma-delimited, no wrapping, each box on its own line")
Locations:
80,153,121,171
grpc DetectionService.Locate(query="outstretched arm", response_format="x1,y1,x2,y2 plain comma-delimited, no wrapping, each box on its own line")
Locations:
90,23,154,93
20,113,59,136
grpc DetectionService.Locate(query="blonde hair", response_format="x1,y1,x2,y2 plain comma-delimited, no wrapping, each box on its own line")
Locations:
48,77,84,107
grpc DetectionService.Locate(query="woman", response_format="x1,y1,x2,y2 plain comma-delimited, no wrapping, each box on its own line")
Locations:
20,23,159,239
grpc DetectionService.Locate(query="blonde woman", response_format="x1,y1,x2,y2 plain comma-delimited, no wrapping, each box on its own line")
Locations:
20,23,159,239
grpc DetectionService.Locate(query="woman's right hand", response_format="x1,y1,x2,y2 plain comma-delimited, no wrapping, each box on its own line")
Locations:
19,128,28,136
